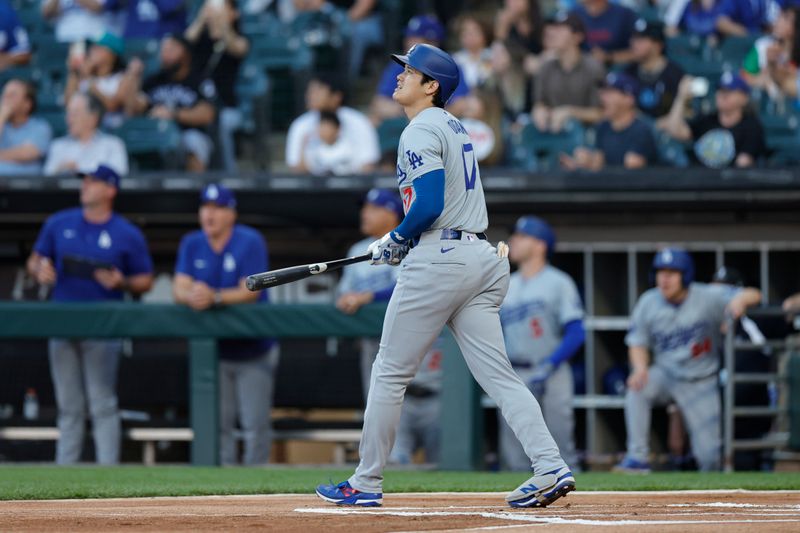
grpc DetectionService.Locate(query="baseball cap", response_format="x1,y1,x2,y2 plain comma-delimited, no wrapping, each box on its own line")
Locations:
200,183,237,208
545,11,585,35
602,72,640,98
632,18,664,42
78,164,120,189
404,15,446,44
364,188,404,219
718,71,751,94
712,265,744,286
93,32,124,56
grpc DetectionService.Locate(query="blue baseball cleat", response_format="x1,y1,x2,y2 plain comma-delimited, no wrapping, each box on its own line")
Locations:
506,466,575,508
315,480,383,507
613,456,652,474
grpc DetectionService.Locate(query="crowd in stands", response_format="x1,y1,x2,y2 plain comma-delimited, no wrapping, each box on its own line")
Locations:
2,0,800,176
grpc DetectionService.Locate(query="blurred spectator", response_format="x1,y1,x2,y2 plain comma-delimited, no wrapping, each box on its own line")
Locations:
41,0,117,43
561,72,658,170
173,183,278,466
287,72,378,173
717,0,773,36
570,0,638,65
370,15,472,123
64,32,127,129
26,164,154,465
107,0,187,39
44,93,129,176
665,0,725,38
0,0,32,71
123,35,217,172
453,14,493,90
0,79,52,175
333,0,384,78
532,11,604,133
742,6,800,103
624,19,686,118
337,188,442,465
491,0,545,118
301,110,361,175
185,0,249,172
658,72,767,168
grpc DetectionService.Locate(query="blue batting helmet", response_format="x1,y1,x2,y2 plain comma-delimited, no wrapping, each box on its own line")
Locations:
514,216,556,257
651,247,694,287
391,43,460,104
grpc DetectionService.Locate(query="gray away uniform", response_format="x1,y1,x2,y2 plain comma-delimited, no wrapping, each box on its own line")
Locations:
500,266,584,471
624,282,739,471
339,238,443,463
348,107,565,493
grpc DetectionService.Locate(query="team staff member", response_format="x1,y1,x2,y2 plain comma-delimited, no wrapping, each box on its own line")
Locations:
617,248,761,473
316,44,574,508
501,216,585,472
173,184,278,466
337,188,442,465
27,164,154,464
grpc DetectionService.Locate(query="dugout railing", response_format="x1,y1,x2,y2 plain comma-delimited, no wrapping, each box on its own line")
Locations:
0,302,482,469
723,307,800,471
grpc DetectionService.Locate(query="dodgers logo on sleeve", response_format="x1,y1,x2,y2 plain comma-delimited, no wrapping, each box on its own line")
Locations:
396,164,407,184
406,150,424,170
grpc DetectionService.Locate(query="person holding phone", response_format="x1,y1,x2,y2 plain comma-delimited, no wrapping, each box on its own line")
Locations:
26,164,154,465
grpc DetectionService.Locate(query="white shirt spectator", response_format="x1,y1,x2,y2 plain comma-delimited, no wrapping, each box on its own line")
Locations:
285,107,379,171
44,131,128,175
46,0,114,43
304,136,363,176
453,49,493,89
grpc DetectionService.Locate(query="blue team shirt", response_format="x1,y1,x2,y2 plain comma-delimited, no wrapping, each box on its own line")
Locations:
719,0,771,33
33,207,153,301
105,0,187,38
0,0,30,55
0,117,52,176
571,3,638,52
377,61,469,102
175,224,273,359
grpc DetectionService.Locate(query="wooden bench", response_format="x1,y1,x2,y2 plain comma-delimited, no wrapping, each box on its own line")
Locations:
0,426,362,466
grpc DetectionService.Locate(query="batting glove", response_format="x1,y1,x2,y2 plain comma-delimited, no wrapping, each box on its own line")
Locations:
368,232,409,266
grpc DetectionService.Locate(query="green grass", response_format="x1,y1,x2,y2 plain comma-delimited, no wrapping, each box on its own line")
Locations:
0,467,798,500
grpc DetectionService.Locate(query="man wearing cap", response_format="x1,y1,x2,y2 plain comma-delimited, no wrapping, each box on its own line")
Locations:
561,72,658,170
173,184,278,465
337,188,442,465
44,92,129,176
26,165,154,464
623,19,685,119
123,34,216,172
500,216,585,472
65,32,127,128
533,12,605,133
369,15,471,124
658,72,766,168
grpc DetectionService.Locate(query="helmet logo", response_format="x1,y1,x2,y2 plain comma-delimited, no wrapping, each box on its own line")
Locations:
661,250,673,264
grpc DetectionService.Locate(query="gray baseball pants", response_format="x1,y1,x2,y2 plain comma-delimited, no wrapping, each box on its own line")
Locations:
349,232,565,493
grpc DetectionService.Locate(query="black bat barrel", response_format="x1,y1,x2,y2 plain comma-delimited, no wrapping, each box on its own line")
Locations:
246,265,311,291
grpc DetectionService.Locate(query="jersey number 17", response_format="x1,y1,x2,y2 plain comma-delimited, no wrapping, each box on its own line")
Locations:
462,143,477,190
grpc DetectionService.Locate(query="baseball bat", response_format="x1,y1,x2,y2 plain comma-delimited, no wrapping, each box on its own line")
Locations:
246,253,372,291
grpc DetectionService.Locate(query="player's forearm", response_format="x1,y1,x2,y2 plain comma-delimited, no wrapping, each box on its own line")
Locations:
735,288,762,311
217,285,260,305
392,169,445,241
126,273,154,295
628,345,650,371
0,144,42,163
548,320,585,366
565,106,603,125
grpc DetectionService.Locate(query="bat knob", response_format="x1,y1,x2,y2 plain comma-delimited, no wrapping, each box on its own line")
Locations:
246,276,258,291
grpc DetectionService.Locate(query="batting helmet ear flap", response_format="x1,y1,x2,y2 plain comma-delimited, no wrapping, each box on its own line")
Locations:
650,248,695,287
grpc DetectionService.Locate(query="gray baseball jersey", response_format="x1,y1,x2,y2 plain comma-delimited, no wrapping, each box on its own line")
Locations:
348,106,566,495
625,282,740,379
500,266,585,366
396,107,488,232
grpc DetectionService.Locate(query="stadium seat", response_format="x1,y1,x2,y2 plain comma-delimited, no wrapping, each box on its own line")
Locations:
114,118,183,171
39,109,67,138
715,36,758,66
509,121,586,172
124,38,161,78
762,113,800,164
235,63,271,169
377,116,408,158
31,36,69,94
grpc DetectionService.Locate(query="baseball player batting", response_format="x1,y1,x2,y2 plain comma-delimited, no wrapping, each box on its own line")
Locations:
315,43,575,508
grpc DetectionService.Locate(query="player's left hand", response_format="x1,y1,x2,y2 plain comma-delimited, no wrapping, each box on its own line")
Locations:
94,267,125,291
368,232,408,266
187,281,216,311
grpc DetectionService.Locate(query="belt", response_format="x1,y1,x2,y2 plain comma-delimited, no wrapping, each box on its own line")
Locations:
509,360,533,369
440,229,487,241
405,384,438,398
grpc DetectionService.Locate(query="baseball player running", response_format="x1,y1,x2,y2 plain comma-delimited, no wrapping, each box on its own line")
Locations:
500,216,585,472
616,248,761,472
316,43,574,508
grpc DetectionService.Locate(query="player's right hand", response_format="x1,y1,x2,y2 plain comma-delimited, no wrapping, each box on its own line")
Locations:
368,232,408,266
626,367,649,391
34,257,57,286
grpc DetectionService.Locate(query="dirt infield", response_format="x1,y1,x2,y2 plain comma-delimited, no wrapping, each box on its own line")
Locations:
1,491,799,532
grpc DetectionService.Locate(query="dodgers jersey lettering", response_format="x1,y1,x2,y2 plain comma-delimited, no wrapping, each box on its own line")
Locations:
625,282,739,379
396,107,488,233
501,266,585,365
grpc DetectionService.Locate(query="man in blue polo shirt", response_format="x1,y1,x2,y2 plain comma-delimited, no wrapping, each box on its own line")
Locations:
26,164,154,465
570,0,637,65
173,183,278,465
